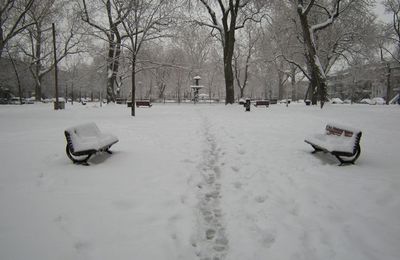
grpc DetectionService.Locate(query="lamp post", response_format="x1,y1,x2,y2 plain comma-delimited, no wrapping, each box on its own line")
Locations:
52,23,60,110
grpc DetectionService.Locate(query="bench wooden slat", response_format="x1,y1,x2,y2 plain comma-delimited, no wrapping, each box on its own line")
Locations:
326,125,354,137
254,100,269,107
136,100,152,107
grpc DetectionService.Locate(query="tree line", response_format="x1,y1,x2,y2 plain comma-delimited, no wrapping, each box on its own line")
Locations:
1,0,398,115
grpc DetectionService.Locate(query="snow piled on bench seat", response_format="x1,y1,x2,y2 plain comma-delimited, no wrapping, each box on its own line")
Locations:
305,132,357,154
65,122,118,153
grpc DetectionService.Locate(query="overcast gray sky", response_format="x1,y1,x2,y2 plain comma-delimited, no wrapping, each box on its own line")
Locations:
375,0,391,22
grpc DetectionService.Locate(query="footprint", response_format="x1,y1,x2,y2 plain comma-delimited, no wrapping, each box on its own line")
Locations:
213,166,221,175
233,182,242,189
213,209,222,218
180,194,187,204
261,231,276,248
182,159,195,164
206,229,216,240
36,172,45,186
213,245,226,252
74,240,91,252
231,166,240,172
255,195,268,203
54,214,67,225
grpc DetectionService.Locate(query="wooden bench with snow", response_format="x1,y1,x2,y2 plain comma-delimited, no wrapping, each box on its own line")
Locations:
136,100,152,107
64,122,119,165
254,100,269,108
304,123,362,165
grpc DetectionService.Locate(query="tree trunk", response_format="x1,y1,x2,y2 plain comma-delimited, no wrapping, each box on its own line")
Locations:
106,39,116,102
8,51,23,103
131,54,136,116
0,43,3,61
290,66,297,101
109,32,122,102
0,23,4,60
224,54,235,103
298,9,327,108
278,69,285,100
52,23,59,109
157,82,166,100
223,30,235,104
240,87,244,98
386,64,391,105
34,27,42,101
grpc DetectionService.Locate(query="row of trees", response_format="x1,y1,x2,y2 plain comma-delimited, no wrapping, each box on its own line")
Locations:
1,0,399,115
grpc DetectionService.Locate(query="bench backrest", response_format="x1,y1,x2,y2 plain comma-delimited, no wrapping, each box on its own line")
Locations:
325,123,362,150
326,125,354,137
66,122,101,138
65,123,102,152
136,100,150,104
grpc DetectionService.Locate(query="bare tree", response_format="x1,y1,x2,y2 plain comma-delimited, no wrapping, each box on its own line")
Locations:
292,0,375,107
20,0,85,101
382,0,400,62
294,0,343,107
155,45,188,102
118,0,177,116
233,24,259,98
295,0,377,106
189,0,267,104
176,25,214,71
0,0,35,59
6,46,23,103
171,48,189,103
80,0,131,102
318,3,377,74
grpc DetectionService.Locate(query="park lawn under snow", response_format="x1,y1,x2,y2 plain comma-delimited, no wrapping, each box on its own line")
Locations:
0,102,399,260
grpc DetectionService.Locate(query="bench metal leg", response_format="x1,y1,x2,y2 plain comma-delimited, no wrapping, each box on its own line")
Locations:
66,145,92,165
335,144,361,166
311,145,323,154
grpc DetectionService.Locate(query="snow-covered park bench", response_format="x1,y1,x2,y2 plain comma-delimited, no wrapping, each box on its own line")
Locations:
64,123,119,165
136,100,152,107
254,100,269,107
127,100,152,108
304,123,362,165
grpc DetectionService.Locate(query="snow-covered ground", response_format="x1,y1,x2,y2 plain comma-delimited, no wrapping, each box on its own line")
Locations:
0,102,399,260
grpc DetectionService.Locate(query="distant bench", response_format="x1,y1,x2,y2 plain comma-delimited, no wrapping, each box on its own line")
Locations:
116,98,127,104
64,122,119,165
254,100,269,107
136,100,152,107
269,99,278,104
127,100,152,107
304,123,362,165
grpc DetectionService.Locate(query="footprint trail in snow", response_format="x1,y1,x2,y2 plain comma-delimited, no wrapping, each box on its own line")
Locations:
192,116,229,260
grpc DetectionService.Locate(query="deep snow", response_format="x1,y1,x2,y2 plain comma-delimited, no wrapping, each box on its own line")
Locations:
0,102,399,260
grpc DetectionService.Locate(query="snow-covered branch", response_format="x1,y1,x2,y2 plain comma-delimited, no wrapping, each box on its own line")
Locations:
311,0,341,33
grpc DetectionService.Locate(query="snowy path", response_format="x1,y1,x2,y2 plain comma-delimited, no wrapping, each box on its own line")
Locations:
191,114,229,260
